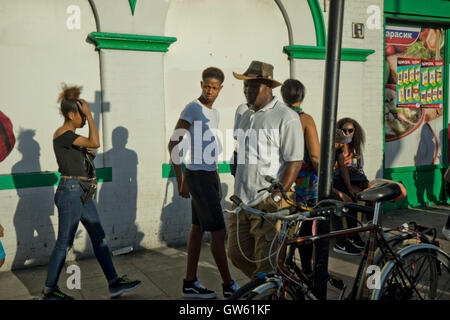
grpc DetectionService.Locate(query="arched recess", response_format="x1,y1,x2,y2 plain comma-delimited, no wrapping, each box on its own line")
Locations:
0,0,104,270
163,0,290,175
0,0,105,186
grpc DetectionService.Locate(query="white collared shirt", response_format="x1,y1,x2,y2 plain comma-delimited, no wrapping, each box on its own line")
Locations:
234,97,304,206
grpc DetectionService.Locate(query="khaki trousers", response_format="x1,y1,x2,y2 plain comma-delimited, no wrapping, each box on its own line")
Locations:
226,190,295,279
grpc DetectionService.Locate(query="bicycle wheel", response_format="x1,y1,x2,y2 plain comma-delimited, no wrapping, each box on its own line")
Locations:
244,281,298,300
374,248,449,300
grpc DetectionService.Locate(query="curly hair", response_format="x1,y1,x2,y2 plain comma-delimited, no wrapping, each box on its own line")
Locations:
57,83,82,103
336,117,365,158
57,83,83,120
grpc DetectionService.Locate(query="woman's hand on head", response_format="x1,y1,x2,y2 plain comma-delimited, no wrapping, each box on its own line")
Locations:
77,99,91,116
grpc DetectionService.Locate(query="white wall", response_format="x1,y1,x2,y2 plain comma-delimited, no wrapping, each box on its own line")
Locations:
163,0,291,238
0,0,101,270
289,0,385,180
0,0,385,272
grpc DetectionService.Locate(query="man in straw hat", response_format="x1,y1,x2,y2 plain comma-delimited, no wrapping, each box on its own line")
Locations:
227,61,304,279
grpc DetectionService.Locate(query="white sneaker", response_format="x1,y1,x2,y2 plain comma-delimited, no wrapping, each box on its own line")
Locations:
442,226,450,241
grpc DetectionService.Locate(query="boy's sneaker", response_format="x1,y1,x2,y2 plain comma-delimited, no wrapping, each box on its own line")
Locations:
183,278,216,299
41,287,75,300
222,280,240,298
349,234,365,249
442,226,450,241
334,239,362,256
109,275,141,299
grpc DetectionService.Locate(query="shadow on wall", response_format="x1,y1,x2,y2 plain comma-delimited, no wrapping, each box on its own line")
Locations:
93,126,143,254
160,178,191,247
160,176,232,247
413,125,443,205
11,129,56,270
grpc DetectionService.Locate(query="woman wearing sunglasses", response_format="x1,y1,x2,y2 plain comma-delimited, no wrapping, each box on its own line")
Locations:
333,117,369,252
337,117,366,176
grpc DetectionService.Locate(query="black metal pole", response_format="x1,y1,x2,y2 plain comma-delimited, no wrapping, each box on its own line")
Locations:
313,0,345,300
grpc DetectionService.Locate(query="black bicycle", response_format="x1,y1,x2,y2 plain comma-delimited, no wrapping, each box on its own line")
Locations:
226,177,450,300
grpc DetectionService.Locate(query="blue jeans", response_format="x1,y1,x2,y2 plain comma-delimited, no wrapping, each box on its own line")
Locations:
45,178,119,291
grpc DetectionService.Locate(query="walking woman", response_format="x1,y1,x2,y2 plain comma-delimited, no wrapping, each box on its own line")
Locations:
42,84,141,300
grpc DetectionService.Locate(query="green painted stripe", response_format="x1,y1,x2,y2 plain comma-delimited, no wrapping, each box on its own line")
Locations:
307,0,327,47
0,167,112,190
88,32,177,52
162,163,231,178
283,45,375,61
384,164,445,174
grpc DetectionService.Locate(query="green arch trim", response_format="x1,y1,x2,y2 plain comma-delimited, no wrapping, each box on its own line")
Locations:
284,45,375,61
129,0,138,16
307,0,327,47
283,0,375,61
88,32,177,52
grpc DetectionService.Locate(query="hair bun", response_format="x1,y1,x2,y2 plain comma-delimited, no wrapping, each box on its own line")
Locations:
57,83,83,103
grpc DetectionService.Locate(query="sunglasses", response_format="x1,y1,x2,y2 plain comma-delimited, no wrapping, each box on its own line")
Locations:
342,128,354,134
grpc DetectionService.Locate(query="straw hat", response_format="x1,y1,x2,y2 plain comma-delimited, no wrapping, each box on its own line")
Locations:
233,61,282,88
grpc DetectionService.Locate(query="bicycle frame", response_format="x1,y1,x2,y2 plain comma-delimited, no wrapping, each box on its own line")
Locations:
273,201,428,300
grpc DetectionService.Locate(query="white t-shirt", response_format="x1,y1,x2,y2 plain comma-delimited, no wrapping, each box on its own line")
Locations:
179,100,221,171
234,103,249,136
234,97,304,206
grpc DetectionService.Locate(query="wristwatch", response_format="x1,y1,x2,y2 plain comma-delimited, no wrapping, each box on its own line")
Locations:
272,194,282,203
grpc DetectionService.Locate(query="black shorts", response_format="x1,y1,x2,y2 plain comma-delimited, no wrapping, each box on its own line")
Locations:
184,168,225,232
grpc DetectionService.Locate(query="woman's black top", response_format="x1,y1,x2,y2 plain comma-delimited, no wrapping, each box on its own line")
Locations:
53,130,88,177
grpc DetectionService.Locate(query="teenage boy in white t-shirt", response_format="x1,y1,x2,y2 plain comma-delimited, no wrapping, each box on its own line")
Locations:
168,67,239,299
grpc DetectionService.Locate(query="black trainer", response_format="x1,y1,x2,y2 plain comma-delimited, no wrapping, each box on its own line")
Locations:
109,275,141,299
183,278,216,299
349,234,365,249
222,280,240,298
41,287,75,300
333,239,362,256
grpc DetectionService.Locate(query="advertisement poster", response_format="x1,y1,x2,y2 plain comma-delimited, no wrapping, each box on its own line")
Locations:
396,57,421,108
420,60,444,108
385,25,445,168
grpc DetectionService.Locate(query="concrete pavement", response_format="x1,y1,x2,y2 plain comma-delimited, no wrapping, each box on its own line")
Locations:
0,205,449,300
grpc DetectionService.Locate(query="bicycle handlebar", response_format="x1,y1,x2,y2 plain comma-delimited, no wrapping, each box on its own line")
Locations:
225,195,333,222
227,175,375,222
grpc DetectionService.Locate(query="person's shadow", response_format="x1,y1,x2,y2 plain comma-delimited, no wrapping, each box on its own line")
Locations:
159,178,192,247
11,129,56,270
414,123,438,205
90,126,143,255
159,176,231,247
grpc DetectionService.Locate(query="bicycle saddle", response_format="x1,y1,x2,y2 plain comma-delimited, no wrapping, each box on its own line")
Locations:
356,179,406,202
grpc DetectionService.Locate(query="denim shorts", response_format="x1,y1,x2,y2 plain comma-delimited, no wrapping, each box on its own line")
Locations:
184,168,225,232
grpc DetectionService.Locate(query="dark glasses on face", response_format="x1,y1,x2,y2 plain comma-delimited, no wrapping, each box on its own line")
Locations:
342,128,354,134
